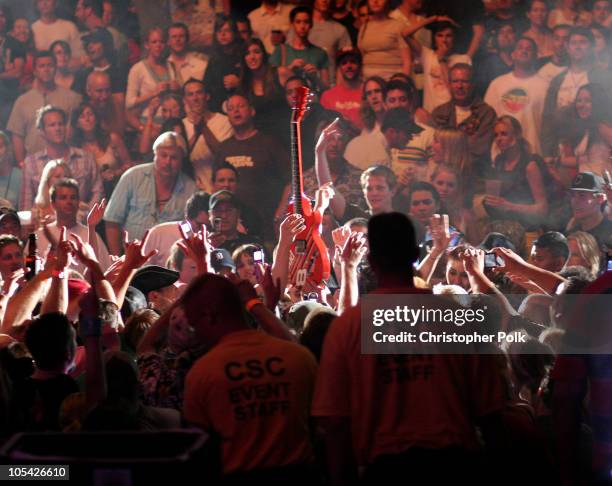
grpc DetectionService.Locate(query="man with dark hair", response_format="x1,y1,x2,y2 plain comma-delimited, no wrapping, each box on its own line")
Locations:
20,312,79,430
212,162,238,193
407,181,441,229
0,234,24,283
538,24,571,83
74,0,104,32
287,0,352,84
144,190,211,267
167,23,208,86
312,212,506,484
74,28,126,103
7,51,81,166
432,63,497,161
530,231,569,272
215,93,290,242
181,78,233,193
320,49,362,130
36,178,110,273
382,107,421,149
182,273,318,478
270,6,329,88
21,105,103,213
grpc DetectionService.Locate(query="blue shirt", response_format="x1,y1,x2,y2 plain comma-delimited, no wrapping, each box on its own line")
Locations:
0,167,22,209
103,163,196,240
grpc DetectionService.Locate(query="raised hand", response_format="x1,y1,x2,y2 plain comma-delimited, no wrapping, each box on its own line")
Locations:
491,247,525,274
227,272,259,305
315,182,335,214
87,199,106,228
459,246,484,275
123,230,157,270
279,213,306,243
176,224,212,274
430,214,451,254
316,118,341,152
70,233,99,267
55,226,73,270
339,232,368,269
2,268,24,297
255,264,281,310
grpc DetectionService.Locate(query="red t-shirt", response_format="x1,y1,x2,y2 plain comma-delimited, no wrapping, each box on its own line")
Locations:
320,84,363,130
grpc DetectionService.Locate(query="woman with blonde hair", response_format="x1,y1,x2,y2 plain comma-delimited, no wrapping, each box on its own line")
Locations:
430,128,471,175
33,159,72,225
567,231,601,277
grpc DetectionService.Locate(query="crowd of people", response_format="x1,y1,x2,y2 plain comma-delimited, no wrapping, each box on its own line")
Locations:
0,0,611,484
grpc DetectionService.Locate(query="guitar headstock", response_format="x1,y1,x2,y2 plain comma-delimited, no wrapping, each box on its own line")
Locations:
291,86,314,123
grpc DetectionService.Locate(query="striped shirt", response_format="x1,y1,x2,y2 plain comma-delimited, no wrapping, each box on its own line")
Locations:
21,146,103,211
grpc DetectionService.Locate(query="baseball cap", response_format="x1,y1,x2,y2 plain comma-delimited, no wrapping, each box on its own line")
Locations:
121,286,148,321
130,265,179,296
209,190,242,211
571,172,604,192
210,248,236,273
0,207,20,226
82,27,114,47
381,108,423,135
336,47,362,64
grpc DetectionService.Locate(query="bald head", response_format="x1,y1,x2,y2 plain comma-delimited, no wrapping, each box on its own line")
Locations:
86,71,112,107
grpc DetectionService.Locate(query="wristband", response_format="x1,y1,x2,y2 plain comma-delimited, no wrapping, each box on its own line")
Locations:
245,298,262,312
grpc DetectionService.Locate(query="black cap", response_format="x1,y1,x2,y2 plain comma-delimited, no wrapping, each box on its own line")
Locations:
0,207,20,226
120,286,148,321
336,47,362,64
571,172,604,192
478,232,516,252
82,27,114,47
209,190,242,211
381,108,423,135
129,265,179,296
210,248,236,273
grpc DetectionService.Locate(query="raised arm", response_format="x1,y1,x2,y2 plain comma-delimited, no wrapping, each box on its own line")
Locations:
337,233,367,315
271,214,306,294
40,227,71,315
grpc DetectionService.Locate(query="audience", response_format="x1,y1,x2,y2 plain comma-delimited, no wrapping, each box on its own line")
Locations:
0,2,609,483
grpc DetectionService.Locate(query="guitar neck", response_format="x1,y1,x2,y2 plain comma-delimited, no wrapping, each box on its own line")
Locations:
290,119,305,215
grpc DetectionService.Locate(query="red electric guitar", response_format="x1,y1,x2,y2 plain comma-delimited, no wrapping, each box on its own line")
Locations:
287,86,331,291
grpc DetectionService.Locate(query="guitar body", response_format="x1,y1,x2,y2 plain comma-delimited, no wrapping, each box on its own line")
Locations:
288,195,330,292
286,86,331,291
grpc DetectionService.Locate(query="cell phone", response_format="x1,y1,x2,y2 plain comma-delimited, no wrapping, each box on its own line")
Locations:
180,220,192,237
484,252,504,268
604,170,611,185
253,249,264,264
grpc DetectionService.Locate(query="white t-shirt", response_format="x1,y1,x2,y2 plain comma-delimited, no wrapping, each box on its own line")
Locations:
485,72,549,155
344,125,389,170
556,69,588,110
455,105,472,125
32,18,84,59
183,113,233,192
421,47,471,112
